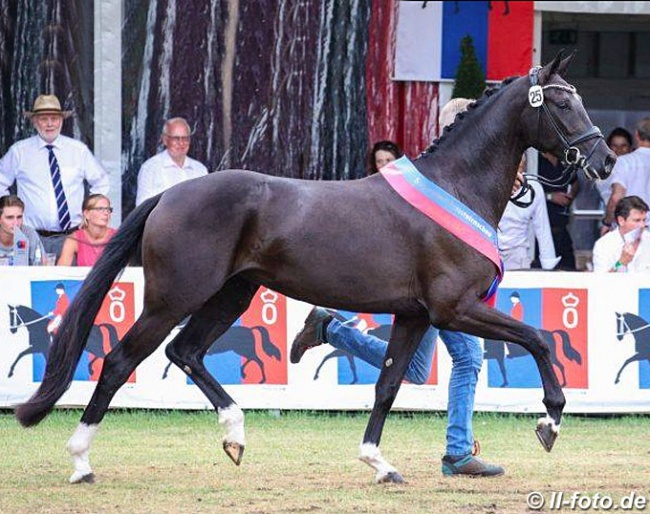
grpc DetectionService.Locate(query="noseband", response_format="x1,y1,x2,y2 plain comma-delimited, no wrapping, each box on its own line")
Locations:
528,66,604,183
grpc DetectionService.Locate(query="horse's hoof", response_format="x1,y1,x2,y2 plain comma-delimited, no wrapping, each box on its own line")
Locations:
223,441,245,466
70,472,95,484
377,471,405,484
535,423,558,452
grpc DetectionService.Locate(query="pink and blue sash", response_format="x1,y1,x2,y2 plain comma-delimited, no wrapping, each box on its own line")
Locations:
380,156,503,305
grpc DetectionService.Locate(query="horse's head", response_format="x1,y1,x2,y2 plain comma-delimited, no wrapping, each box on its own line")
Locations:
8,304,21,334
615,312,629,341
521,50,616,181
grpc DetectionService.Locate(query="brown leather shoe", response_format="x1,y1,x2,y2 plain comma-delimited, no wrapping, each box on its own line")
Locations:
289,307,333,364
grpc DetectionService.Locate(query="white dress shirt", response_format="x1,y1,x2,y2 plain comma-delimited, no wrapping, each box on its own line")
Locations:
592,228,650,273
0,135,109,231
609,147,650,202
498,181,559,270
135,150,208,206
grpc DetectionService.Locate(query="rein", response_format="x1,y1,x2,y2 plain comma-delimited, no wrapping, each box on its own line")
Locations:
9,308,50,329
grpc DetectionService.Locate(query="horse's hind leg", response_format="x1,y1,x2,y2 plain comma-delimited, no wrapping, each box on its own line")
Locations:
66,308,182,484
446,302,565,452
359,315,430,483
165,277,259,466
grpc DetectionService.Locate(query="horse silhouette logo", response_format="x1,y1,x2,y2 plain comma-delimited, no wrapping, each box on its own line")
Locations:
7,304,120,380
163,324,281,384
483,329,582,388
313,323,392,384
614,312,650,385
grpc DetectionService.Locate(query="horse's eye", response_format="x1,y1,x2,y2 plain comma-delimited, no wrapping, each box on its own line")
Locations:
557,101,570,110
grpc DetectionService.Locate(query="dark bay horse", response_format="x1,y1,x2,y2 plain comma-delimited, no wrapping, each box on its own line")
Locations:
7,305,120,378
614,312,650,384
15,52,615,484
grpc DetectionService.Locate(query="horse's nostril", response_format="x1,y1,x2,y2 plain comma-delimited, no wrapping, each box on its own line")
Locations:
604,155,616,175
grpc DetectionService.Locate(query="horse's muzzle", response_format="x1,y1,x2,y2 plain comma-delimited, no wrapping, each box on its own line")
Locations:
584,153,615,180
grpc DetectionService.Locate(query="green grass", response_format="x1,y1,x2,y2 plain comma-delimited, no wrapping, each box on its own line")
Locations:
0,410,648,514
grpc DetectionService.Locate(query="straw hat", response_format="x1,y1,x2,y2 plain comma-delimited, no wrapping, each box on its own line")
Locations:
24,94,72,119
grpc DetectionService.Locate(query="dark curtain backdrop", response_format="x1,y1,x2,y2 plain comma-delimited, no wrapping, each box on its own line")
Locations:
0,0,94,152
0,0,439,220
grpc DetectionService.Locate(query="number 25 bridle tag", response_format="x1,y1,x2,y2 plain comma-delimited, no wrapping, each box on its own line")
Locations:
528,85,544,108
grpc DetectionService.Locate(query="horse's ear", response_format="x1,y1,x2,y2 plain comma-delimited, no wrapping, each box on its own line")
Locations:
538,50,566,84
556,50,577,77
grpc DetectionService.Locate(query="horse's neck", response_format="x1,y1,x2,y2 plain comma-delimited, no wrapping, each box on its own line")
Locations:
418,90,527,225
628,314,647,329
20,307,40,321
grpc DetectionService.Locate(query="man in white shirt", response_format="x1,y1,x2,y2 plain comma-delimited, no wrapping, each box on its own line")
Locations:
0,94,109,255
602,118,650,230
498,155,560,271
593,195,650,273
135,117,208,206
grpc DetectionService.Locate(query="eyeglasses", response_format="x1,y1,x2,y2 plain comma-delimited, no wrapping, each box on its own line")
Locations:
164,134,191,143
89,207,114,213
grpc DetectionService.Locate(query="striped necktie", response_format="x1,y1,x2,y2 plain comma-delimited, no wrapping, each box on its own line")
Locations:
46,144,71,231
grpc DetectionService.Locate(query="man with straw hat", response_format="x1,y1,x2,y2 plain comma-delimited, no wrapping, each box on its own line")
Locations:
0,94,109,256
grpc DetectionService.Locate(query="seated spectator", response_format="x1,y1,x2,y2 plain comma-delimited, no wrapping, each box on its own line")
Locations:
135,117,208,205
57,194,116,266
0,195,46,265
498,155,560,271
592,195,650,273
368,140,403,175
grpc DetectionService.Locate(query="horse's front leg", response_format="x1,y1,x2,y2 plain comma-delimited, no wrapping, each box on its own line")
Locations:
447,302,565,452
359,315,430,483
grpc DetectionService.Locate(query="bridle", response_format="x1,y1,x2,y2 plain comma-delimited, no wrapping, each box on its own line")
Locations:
9,305,50,330
509,66,603,209
528,65,604,183
615,312,650,338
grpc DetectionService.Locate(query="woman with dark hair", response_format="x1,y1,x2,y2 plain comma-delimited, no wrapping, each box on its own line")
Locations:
606,127,633,157
368,140,403,175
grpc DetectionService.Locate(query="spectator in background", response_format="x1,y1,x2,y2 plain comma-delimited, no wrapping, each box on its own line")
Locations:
0,94,109,257
603,118,650,232
135,117,208,206
607,127,634,157
598,127,634,208
0,195,45,265
593,195,650,273
498,154,560,271
368,140,402,175
57,194,116,266
537,152,578,270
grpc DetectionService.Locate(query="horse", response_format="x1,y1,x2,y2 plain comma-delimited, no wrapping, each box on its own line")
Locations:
484,329,582,387
161,325,281,383
7,305,120,378
15,52,615,485
614,312,650,384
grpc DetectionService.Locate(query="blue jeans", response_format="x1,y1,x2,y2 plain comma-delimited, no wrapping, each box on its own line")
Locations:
327,319,482,456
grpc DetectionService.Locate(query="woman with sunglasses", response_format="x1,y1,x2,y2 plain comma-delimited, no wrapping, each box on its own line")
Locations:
57,194,116,266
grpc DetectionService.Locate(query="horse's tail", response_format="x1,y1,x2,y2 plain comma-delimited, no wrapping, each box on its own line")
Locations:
15,194,163,427
554,329,582,365
252,326,282,361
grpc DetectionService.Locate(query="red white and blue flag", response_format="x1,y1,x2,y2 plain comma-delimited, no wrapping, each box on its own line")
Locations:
395,1,534,82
